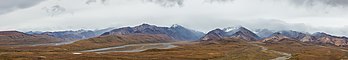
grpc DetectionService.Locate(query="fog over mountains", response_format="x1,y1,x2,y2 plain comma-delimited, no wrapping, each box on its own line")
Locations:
1,0,348,37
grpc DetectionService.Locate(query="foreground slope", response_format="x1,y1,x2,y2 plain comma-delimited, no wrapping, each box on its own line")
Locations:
1,36,348,60
11,34,174,51
262,38,348,60
62,34,174,51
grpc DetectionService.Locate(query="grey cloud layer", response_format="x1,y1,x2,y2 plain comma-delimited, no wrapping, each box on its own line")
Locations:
1,0,348,36
144,0,348,7
289,0,348,7
144,0,184,7
0,0,44,15
143,0,235,7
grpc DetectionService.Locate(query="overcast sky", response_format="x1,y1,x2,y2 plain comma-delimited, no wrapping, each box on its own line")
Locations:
1,0,348,36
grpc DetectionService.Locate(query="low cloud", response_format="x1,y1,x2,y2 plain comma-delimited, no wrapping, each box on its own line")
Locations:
177,18,348,36
215,19,348,36
42,5,66,16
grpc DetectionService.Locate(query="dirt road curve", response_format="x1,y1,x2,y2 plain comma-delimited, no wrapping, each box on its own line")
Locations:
81,43,177,53
249,42,292,60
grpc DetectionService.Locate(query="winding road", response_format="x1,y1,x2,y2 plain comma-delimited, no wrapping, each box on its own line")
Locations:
249,42,292,60
80,42,293,60
81,43,177,53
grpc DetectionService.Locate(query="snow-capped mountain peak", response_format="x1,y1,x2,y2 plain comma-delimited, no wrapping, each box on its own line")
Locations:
170,24,184,28
222,26,240,32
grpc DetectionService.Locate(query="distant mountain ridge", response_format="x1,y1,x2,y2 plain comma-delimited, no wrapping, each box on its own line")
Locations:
101,24,205,41
200,26,348,46
27,27,115,42
263,30,348,46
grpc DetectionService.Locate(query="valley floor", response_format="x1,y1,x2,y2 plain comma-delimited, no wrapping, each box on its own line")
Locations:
1,39,348,60
0,40,279,60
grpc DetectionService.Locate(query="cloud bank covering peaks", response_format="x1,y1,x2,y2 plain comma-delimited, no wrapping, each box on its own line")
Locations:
0,0,348,36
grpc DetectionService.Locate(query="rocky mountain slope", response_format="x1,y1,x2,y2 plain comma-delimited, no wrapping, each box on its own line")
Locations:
201,29,227,41
201,27,260,41
200,26,348,46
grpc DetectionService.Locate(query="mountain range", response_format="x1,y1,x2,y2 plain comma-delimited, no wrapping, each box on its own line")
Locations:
1,24,348,46
262,30,348,46
200,26,348,46
26,27,115,42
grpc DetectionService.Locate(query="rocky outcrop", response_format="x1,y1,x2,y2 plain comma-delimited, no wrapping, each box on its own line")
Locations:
201,29,226,41
312,32,348,46
229,27,261,41
262,32,291,42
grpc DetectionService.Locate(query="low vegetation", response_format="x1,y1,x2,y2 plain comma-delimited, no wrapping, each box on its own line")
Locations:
0,38,282,60
262,39,348,60
2,38,348,60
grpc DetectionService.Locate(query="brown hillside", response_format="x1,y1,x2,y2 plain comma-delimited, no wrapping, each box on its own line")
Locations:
0,31,63,45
